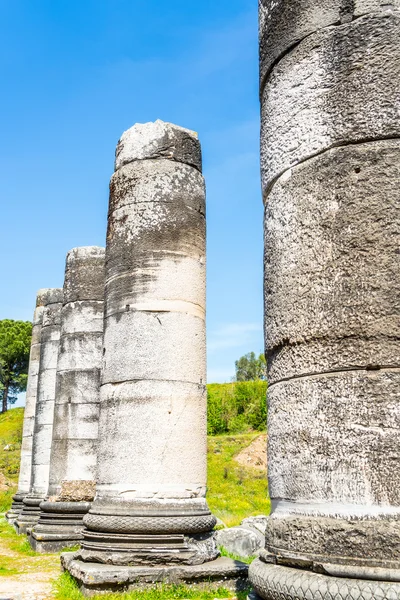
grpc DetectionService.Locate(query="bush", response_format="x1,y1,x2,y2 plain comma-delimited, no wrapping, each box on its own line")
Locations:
207,381,267,435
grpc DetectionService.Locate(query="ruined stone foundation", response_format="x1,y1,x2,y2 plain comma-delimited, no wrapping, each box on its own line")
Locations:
30,247,105,552
249,1,400,598
62,121,248,594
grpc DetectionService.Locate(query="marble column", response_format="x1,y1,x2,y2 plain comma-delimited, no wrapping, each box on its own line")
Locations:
31,247,105,552
63,121,247,594
6,290,48,523
16,288,63,534
250,1,400,598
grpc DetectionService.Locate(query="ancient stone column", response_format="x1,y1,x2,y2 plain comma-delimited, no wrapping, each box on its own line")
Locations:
63,121,247,594
16,288,63,534
6,290,48,523
250,1,400,598
31,247,105,552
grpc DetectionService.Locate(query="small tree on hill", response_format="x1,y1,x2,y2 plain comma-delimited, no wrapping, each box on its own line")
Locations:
235,351,267,382
0,320,32,413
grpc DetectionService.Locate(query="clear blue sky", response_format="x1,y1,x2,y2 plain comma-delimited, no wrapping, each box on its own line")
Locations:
0,0,263,389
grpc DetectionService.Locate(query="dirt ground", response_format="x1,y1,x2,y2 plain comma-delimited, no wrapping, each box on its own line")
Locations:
0,523,59,600
235,434,267,471
0,571,55,600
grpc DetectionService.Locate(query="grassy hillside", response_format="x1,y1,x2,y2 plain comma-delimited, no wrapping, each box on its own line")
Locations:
0,407,24,482
0,408,24,510
207,433,269,526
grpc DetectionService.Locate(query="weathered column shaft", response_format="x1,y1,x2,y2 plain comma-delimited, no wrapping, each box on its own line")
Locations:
6,290,46,522
31,247,105,552
16,288,63,534
79,121,216,565
250,1,400,598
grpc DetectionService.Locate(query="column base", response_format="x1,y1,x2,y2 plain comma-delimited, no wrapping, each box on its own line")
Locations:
61,551,249,597
15,496,43,534
82,497,219,566
249,558,400,600
80,530,219,566
29,501,91,553
5,492,25,523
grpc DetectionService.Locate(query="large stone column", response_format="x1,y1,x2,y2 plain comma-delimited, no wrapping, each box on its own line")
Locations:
6,290,48,523
31,247,105,552
16,288,63,534
63,121,247,594
250,1,400,598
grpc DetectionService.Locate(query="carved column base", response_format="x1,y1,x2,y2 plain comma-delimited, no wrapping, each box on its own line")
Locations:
15,495,43,534
249,556,400,600
80,530,219,566
80,498,219,566
61,551,249,597
29,501,91,553
5,492,25,523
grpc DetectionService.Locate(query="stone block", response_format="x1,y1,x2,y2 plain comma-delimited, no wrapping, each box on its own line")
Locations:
61,553,248,597
265,140,400,382
261,14,400,192
259,0,400,85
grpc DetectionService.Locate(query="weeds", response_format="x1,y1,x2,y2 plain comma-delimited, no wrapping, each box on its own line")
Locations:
53,571,247,600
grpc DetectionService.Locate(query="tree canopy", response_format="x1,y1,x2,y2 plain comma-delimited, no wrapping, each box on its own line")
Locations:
235,351,267,382
0,320,32,413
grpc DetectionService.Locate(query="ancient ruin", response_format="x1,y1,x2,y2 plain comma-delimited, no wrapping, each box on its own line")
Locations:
6,290,47,523
30,247,105,552
62,121,247,594
249,1,400,598
16,288,63,534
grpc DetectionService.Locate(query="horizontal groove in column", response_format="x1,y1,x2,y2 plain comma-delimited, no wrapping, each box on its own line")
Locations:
263,136,400,202
269,366,400,387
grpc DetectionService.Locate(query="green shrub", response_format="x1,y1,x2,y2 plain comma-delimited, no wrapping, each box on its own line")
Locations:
207,381,267,435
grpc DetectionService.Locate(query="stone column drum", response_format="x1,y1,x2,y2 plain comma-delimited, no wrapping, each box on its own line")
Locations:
16,288,63,534
250,1,400,599
30,247,105,552
63,121,247,594
6,290,47,523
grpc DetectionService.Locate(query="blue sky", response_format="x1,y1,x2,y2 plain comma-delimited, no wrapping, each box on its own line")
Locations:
0,0,263,391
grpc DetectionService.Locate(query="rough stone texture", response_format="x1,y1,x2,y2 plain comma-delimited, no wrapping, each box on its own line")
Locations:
30,246,105,552
61,553,248,597
261,13,400,193
16,288,63,534
265,140,400,383
215,525,264,558
70,122,218,579
249,559,400,600
266,371,400,565
6,290,48,522
259,0,400,85
57,480,96,502
115,120,202,172
252,1,400,596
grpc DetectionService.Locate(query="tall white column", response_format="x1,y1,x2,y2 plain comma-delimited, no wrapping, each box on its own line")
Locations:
31,247,105,552
16,288,63,534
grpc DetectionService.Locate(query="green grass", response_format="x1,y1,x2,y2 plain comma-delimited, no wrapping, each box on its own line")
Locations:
0,407,24,482
53,571,250,600
207,433,270,527
0,486,16,511
0,517,59,575
219,546,256,565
